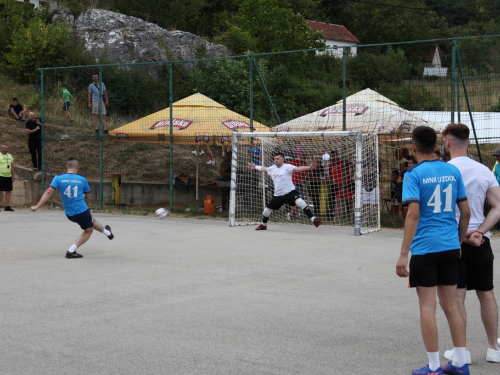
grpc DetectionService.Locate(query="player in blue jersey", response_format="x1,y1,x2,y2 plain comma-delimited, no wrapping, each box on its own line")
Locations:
396,126,471,375
31,158,114,259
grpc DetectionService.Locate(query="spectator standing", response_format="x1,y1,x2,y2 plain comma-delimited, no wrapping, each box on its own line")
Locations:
8,98,27,122
60,84,73,122
442,123,500,365
0,144,15,212
88,74,109,134
25,112,47,171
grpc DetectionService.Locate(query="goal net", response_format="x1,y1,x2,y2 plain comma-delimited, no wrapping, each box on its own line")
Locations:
228,131,380,235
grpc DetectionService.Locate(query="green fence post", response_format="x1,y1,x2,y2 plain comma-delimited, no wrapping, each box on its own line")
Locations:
451,41,456,124
40,69,45,193
98,66,103,209
249,55,254,132
455,47,482,163
169,62,174,211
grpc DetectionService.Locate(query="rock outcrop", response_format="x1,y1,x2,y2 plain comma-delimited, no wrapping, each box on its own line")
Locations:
51,8,229,64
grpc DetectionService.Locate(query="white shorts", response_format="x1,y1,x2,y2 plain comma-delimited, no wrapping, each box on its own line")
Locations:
362,186,379,205
92,102,107,115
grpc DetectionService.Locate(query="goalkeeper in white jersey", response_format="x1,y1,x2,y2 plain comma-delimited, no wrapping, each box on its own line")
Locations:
249,152,321,230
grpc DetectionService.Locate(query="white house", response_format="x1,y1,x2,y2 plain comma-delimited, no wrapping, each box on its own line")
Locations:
307,20,359,57
16,0,57,8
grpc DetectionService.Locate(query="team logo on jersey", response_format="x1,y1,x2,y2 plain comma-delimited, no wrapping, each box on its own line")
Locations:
150,118,193,130
222,119,250,130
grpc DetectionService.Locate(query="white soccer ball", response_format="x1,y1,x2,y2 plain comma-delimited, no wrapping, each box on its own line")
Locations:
155,208,168,219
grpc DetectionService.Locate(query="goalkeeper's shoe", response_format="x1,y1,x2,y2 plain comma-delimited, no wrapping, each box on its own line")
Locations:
255,224,267,231
312,217,321,227
441,362,469,375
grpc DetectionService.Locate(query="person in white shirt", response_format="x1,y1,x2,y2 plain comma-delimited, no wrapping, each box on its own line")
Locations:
442,123,500,365
249,152,321,230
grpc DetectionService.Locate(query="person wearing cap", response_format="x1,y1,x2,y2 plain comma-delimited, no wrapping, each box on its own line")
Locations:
493,150,500,185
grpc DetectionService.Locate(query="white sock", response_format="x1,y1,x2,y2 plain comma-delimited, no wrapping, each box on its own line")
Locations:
427,351,440,371
310,216,316,222
68,244,78,253
103,229,111,236
452,347,466,367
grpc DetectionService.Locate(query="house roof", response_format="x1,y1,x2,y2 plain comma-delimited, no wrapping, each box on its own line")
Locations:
306,21,359,44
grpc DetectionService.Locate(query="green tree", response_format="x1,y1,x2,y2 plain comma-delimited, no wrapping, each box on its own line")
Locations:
350,0,447,44
3,19,86,83
219,0,325,54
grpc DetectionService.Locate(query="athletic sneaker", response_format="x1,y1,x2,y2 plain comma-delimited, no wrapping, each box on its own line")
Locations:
105,225,114,240
255,224,267,231
95,129,99,135
441,362,469,375
443,348,472,364
66,251,83,259
103,129,109,134
313,217,321,227
412,364,443,375
206,160,215,165
486,342,500,362
4,206,14,211
191,150,198,155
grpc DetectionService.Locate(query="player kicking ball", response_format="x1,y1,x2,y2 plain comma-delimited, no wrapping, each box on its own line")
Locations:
31,157,114,258
249,152,321,230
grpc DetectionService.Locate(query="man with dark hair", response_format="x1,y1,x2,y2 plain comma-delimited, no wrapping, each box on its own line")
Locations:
442,123,500,365
9,98,27,121
249,152,321,230
396,126,471,375
31,158,114,258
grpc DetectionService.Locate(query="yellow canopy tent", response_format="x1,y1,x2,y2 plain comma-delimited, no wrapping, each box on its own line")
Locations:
110,93,270,144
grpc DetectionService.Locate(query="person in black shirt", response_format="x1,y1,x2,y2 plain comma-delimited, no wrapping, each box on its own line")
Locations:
9,98,27,122
25,112,47,171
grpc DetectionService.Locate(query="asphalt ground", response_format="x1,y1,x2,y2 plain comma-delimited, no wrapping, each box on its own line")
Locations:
1,209,499,375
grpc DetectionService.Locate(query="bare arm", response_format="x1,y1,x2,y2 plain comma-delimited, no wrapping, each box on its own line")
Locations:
103,89,108,105
88,92,92,107
31,187,56,211
457,200,471,245
294,161,319,172
396,202,419,277
468,186,500,246
248,163,267,173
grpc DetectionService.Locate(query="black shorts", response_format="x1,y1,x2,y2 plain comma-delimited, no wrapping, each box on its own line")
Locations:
66,209,94,230
63,102,70,111
0,176,13,191
267,190,300,210
458,237,494,291
409,249,460,288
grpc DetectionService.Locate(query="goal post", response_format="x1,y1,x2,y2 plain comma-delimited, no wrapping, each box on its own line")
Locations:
229,131,380,235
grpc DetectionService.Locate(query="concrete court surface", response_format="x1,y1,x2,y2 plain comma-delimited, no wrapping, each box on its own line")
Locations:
1,209,499,375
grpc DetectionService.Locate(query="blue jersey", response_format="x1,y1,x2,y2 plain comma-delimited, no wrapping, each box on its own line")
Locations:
402,160,467,255
50,173,90,216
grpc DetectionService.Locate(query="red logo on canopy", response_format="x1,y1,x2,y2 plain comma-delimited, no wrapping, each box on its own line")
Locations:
150,118,193,130
222,119,250,130
320,104,368,116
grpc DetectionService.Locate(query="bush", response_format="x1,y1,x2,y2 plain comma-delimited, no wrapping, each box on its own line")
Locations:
3,19,76,83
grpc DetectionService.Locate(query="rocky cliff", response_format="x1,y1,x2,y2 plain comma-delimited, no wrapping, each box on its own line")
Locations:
51,8,229,64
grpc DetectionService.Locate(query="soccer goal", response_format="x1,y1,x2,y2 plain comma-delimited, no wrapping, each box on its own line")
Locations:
228,131,380,235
